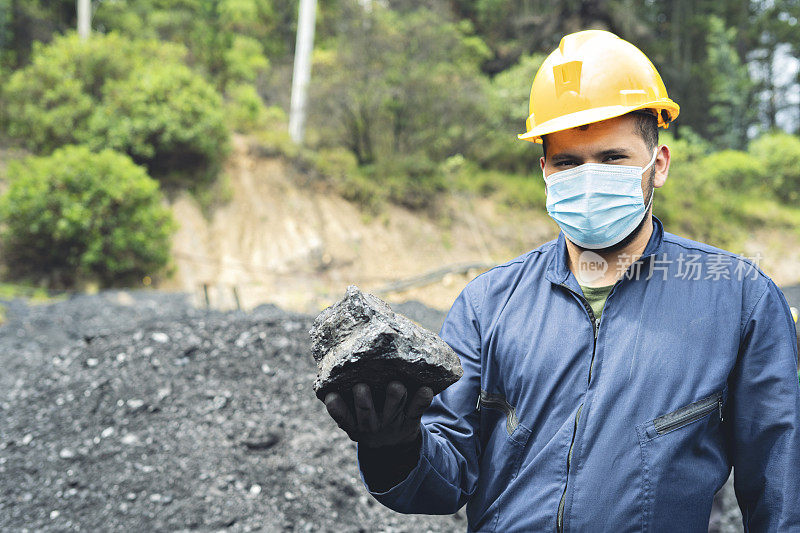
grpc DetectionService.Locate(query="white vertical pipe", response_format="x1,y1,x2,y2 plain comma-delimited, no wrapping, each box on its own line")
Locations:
77,0,91,40
289,0,317,145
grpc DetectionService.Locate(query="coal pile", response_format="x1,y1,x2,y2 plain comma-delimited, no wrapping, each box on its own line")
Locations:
0,290,464,532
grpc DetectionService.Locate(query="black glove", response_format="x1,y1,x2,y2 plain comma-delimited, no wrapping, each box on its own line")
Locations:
324,381,433,491
323,381,433,448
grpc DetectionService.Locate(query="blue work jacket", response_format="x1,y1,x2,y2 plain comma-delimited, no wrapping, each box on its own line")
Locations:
357,216,800,532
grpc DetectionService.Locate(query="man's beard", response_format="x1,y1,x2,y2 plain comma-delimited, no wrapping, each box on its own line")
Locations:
573,172,655,255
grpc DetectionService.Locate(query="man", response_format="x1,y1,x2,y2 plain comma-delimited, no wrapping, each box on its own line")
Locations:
322,30,800,531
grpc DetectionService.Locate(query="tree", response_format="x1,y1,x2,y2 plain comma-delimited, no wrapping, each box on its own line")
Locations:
87,61,229,187
1,31,229,187
747,0,800,134
93,0,277,91
749,132,800,203
705,16,756,148
476,53,545,172
1,32,185,153
310,1,492,165
0,146,175,288
0,0,76,68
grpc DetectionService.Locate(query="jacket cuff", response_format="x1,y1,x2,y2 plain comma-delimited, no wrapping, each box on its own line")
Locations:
357,424,433,499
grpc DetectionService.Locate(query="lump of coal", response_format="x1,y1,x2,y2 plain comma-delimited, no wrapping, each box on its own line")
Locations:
310,285,463,410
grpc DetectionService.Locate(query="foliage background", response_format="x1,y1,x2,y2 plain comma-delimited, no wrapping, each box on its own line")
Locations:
0,145,175,287
1,0,800,287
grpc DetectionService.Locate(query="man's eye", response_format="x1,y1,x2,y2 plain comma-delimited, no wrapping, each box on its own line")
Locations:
604,154,626,162
554,161,577,167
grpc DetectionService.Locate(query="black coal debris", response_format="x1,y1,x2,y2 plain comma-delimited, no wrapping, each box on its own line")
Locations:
309,285,463,409
0,289,466,532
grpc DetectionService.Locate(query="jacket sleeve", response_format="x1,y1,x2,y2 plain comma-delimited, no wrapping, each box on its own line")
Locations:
356,280,484,514
729,279,800,530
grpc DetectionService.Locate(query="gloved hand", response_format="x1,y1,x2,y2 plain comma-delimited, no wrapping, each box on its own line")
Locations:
323,381,433,448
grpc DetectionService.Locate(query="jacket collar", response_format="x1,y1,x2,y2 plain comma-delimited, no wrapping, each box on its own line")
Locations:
545,214,665,287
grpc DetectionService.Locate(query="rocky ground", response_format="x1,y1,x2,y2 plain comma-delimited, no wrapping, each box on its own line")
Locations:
0,290,466,532
1,287,783,531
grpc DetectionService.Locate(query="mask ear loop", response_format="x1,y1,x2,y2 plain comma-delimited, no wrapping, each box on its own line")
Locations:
642,147,658,173
642,147,659,211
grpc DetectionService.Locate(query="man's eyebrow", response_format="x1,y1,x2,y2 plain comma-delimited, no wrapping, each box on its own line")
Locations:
550,152,580,161
550,148,631,161
596,148,631,157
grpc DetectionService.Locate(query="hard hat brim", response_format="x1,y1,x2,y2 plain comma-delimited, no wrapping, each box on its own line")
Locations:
518,100,680,144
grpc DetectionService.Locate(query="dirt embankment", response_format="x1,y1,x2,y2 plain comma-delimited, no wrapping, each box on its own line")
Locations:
160,135,556,313
161,135,800,316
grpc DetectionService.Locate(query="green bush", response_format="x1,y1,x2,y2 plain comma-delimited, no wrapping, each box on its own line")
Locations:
312,148,360,182
655,134,754,249
311,5,492,166
247,106,298,158
87,62,229,187
697,150,766,191
225,83,269,133
660,130,711,165
1,31,229,188
748,132,800,203
1,31,186,153
93,0,282,89
369,156,445,211
475,53,546,173
495,173,547,210
222,35,270,87
0,146,176,288
308,149,448,213
317,149,385,213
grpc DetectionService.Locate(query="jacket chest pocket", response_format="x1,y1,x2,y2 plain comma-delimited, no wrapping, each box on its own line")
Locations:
477,390,521,437
468,389,531,532
635,391,727,532
648,392,723,438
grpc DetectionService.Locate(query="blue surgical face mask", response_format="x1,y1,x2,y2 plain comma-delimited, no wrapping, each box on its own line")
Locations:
542,148,657,250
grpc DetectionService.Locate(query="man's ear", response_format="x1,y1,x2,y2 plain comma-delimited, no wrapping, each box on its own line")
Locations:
653,144,671,189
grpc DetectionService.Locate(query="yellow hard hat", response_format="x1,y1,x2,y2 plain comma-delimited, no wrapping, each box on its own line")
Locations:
518,30,679,144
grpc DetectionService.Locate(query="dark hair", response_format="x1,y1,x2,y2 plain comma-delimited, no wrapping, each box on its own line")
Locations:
541,110,659,159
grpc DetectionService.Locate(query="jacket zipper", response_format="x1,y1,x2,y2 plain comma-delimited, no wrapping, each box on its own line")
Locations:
653,392,724,435
476,390,519,436
557,403,582,532
556,283,600,533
